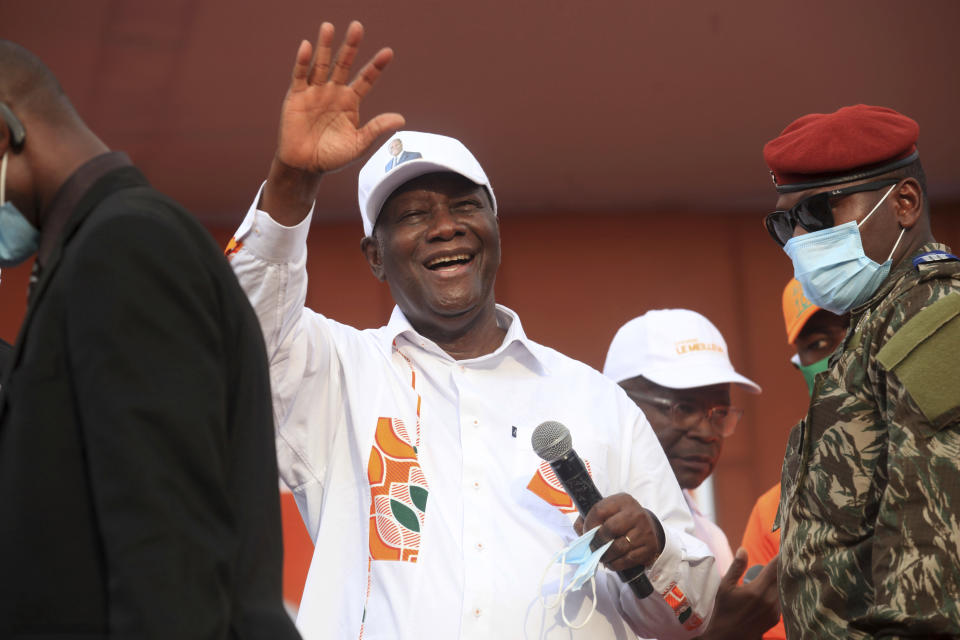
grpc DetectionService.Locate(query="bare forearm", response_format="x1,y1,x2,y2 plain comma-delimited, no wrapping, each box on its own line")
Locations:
261,156,323,226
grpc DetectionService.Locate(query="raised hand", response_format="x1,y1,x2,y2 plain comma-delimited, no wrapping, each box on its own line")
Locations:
263,21,405,224
697,549,780,639
277,21,404,173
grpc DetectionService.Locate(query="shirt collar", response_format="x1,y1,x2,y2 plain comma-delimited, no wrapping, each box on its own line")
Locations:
385,303,550,374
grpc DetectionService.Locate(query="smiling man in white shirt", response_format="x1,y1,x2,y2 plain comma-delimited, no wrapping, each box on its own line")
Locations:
228,20,719,639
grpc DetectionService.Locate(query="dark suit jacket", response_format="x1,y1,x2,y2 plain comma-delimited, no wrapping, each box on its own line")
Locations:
0,166,300,639
0,338,11,376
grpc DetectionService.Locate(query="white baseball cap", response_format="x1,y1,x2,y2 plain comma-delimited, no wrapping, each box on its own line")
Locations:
357,131,497,237
602,309,761,392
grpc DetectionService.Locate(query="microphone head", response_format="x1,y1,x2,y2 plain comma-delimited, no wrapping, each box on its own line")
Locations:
531,421,573,462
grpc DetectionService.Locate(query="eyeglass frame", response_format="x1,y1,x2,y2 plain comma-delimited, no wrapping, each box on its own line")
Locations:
764,178,900,247
627,392,743,438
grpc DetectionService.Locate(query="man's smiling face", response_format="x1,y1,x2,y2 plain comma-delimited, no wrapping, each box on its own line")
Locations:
365,171,500,338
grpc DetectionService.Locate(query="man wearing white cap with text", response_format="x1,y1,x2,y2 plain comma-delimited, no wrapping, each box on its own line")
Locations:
226,20,719,640
604,310,780,639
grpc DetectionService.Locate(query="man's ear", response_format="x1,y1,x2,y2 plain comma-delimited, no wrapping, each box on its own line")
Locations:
360,235,386,282
893,177,924,229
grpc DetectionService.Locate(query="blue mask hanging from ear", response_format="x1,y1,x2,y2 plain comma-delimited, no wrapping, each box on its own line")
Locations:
0,150,39,267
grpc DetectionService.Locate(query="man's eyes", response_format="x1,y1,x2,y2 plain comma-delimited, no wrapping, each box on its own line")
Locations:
452,200,481,212
674,401,699,417
399,210,427,222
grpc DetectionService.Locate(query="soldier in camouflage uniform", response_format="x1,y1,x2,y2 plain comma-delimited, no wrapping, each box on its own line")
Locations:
762,104,960,639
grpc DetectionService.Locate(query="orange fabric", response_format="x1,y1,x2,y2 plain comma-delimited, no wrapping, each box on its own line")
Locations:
525,459,593,514
741,483,785,640
280,491,313,612
782,279,819,345
367,417,427,562
224,236,243,258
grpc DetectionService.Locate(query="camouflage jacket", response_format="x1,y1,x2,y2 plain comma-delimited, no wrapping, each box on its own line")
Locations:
777,242,960,639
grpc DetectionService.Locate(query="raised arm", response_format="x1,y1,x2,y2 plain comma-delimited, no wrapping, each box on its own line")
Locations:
263,20,405,224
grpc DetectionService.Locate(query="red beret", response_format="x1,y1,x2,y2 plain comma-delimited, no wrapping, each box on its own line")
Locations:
764,104,919,193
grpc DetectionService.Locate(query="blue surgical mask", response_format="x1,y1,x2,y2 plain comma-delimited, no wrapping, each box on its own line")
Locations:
538,525,614,629
784,184,903,314
0,151,39,267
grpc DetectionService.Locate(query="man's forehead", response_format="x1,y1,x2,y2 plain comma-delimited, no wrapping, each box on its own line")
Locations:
387,172,485,201
659,383,731,401
623,376,730,400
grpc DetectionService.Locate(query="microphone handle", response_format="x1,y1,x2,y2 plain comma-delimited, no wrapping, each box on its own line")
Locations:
550,451,654,599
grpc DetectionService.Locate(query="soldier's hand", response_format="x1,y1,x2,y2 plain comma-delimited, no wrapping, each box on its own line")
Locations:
696,548,780,640
263,21,405,224
573,493,662,571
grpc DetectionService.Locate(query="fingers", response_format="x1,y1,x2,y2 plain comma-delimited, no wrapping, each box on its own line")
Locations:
584,494,659,570
307,22,336,86
721,547,749,588
582,493,629,533
603,537,657,572
752,555,779,588
351,47,395,101
329,20,364,85
600,519,658,571
358,112,406,150
290,39,313,91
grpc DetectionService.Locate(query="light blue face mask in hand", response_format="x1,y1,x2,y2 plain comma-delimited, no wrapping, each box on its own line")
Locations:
784,183,903,314
0,151,39,268
537,525,614,629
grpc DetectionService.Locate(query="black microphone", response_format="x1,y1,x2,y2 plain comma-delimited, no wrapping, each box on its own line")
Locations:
531,420,654,599
742,564,763,584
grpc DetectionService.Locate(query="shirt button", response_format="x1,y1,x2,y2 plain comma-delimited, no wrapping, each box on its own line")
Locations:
472,481,480,490
474,608,482,617
473,419,479,427
475,542,484,550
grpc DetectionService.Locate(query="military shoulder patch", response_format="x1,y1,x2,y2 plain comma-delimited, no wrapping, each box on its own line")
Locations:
877,293,960,428
912,250,959,269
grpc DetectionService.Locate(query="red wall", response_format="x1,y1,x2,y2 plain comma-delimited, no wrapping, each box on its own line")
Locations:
4,207,959,606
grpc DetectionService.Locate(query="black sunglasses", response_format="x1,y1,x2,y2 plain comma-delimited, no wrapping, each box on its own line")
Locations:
0,102,26,152
764,178,899,247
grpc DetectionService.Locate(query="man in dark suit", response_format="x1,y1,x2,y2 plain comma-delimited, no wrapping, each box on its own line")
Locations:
0,41,300,639
384,136,422,171
0,337,11,374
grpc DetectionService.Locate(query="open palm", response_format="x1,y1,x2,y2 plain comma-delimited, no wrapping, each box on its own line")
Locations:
276,21,404,174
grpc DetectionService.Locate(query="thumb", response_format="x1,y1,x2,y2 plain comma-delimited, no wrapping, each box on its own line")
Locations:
721,547,749,588
573,516,585,537
358,113,406,150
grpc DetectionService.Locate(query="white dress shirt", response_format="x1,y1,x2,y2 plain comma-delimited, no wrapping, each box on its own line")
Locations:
229,196,719,640
684,490,734,575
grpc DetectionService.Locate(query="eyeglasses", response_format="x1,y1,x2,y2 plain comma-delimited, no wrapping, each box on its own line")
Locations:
630,393,743,438
764,179,899,247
